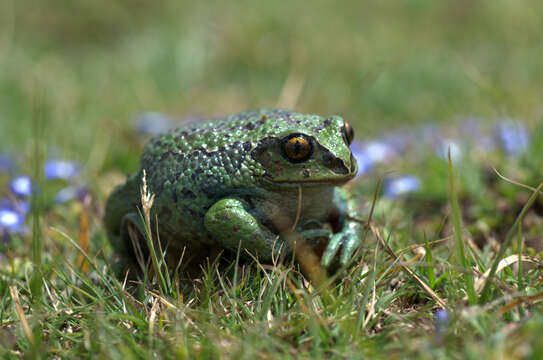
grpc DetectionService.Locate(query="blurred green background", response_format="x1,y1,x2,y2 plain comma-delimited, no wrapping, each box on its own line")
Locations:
1,0,542,173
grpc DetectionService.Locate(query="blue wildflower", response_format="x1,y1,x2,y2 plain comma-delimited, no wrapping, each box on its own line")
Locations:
0,198,29,238
9,175,32,197
54,186,88,204
434,138,463,162
135,112,177,135
384,175,421,198
434,309,450,335
44,160,81,180
350,141,374,176
0,208,24,232
363,140,396,163
495,119,529,156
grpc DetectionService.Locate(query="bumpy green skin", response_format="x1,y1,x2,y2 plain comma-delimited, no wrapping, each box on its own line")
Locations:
105,109,361,271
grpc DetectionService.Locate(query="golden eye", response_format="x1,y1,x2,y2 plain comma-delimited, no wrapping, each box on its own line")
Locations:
343,122,354,145
282,134,313,163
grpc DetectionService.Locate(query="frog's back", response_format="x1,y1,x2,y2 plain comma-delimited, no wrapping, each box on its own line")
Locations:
138,109,324,240
107,109,344,253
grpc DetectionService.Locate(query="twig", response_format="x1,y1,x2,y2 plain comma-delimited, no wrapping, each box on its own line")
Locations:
371,225,448,310
10,286,33,344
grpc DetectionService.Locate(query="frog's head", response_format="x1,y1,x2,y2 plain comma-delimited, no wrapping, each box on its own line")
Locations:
251,112,358,186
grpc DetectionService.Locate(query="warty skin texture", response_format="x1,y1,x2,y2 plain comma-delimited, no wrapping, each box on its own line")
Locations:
105,109,362,272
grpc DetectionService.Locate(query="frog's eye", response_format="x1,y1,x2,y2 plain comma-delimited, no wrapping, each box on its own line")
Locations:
282,134,313,163
343,122,354,145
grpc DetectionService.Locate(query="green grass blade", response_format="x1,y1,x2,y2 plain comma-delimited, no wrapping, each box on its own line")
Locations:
480,182,543,302
448,151,476,304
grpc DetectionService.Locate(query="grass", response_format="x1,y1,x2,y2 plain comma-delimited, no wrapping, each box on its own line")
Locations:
2,0,543,358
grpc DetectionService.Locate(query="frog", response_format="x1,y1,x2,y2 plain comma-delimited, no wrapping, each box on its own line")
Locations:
104,109,362,274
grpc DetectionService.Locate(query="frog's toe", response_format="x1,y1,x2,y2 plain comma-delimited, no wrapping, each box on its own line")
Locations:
339,234,361,266
299,228,331,246
321,233,344,267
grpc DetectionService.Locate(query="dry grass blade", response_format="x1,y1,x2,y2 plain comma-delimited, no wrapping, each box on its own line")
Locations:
356,179,381,269
148,296,160,336
285,278,328,330
140,170,170,293
146,290,177,310
140,170,158,273
497,291,543,316
363,232,380,328
370,224,448,310
9,286,32,344
474,255,542,293
480,181,543,302
77,194,90,273
493,167,543,194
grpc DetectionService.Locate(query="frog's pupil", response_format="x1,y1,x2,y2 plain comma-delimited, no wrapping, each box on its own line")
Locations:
282,134,312,162
294,140,302,154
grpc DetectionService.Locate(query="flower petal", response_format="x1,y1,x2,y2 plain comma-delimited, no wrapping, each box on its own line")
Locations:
9,175,32,197
384,175,421,198
0,208,24,230
54,186,88,204
135,112,177,135
44,160,81,180
495,119,530,156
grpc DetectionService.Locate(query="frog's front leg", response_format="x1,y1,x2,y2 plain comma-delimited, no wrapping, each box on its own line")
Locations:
204,198,286,261
321,188,363,267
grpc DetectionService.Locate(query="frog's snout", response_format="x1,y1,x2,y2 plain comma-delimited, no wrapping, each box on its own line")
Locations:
349,153,358,175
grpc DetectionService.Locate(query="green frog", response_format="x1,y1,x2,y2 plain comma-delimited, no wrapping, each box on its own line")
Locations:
105,109,362,273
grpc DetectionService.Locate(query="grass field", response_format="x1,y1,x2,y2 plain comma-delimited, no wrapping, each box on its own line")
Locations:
2,1,543,358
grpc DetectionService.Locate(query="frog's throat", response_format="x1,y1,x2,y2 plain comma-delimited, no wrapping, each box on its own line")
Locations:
263,174,355,187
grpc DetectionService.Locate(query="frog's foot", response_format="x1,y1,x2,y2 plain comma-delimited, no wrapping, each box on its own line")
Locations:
204,198,287,262
296,219,331,247
321,220,361,267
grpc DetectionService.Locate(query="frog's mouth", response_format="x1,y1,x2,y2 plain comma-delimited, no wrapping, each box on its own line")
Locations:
265,164,357,186
269,174,355,186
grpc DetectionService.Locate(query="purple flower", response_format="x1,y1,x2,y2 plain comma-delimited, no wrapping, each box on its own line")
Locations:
0,208,24,232
363,140,396,163
0,198,28,242
434,309,450,334
495,119,530,156
433,138,463,162
135,112,177,135
383,175,421,198
0,153,14,173
44,160,81,181
9,175,32,197
54,186,89,204
350,142,374,176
